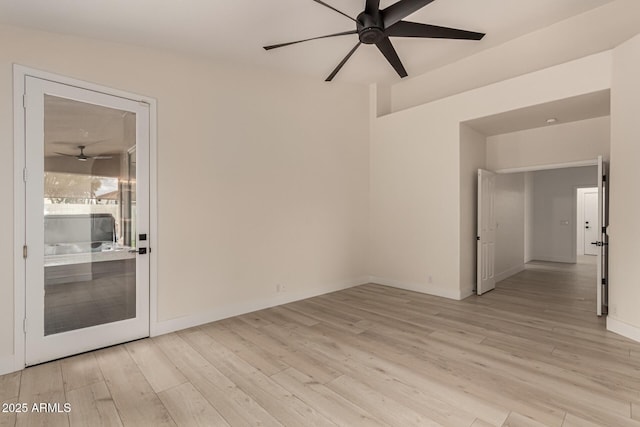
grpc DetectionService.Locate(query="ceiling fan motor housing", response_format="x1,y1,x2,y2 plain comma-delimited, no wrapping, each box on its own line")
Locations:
357,12,385,45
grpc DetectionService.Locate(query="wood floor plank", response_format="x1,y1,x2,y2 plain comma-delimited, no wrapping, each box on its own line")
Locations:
219,317,343,384
562,413,606,427
158,382,229,427
0,399,17,427
95,346,175,427
15,391,69,427
19,361,64,400
0,372,21,402
15,362,69,427
152,333,282,427
310,322,561,426
326,374,441,427
4,261,640,426
60,353,104,392
502,412,549,427
125,339,187,393
270,306,320,327
270,367,384,427
179,328,336,427
199,321,288,376
67,381,123,427
272,321,510,426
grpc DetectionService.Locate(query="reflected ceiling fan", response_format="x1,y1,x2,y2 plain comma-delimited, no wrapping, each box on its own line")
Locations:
264,0,485,81
55,145,113,161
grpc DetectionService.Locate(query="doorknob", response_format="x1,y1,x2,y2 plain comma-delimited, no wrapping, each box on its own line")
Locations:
129,248,148,254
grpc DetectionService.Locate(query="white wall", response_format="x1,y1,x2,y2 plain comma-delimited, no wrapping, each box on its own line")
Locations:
486,116,610,171
529,167,597,263
390,0,640,113
608,33,640,340
0,24,370,372
459,124,487,297
370,50,612,301
494,173,525,282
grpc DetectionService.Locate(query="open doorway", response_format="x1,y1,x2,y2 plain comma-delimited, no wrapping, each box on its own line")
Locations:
476,161,608,316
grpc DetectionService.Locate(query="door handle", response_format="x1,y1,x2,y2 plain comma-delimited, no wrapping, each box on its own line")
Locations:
129,248,148,254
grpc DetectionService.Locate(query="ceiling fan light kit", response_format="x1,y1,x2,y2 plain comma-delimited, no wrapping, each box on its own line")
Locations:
264,0,485,82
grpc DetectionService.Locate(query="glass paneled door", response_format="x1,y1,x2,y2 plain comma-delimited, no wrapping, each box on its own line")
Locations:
24,76,150,366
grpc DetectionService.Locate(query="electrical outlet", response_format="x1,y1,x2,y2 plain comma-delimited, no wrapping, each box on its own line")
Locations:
428,275,433,284
276,283,286,293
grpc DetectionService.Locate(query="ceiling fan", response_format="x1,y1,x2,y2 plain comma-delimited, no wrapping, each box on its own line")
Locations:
55,145,113,161
264,0,485,81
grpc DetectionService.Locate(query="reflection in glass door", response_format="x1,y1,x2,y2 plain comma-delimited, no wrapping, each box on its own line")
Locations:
25,77,150,365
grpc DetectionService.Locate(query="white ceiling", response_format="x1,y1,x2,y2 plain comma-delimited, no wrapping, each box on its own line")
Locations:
464,90,611,136
0,0,615,84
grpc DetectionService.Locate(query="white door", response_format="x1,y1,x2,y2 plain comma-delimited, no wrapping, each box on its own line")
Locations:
477,169,496,295
583,191,599,256
596,155,609,316
24,76,150,365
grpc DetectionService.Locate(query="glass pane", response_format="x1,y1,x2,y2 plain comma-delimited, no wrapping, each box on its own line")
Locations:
43,95,137,336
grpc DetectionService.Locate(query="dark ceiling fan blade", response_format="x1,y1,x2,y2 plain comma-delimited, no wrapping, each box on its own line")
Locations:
91,156,114,160
375,37,408,78
386,21,485,40
264,30,357,50
381,0,436,28
326,42,361,82
311,0,356,22
54,152,77,157
364,0,380,15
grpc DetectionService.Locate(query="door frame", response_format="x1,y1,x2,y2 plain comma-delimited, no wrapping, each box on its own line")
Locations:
13,65,159,371
477,159,607,316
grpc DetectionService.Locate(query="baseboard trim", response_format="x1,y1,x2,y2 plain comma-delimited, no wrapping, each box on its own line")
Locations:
529,256,575,264
607,316,640,344
495,264,525,283
151,276,369,337
369,276,463,300
459,287,475,300
0,355,16,376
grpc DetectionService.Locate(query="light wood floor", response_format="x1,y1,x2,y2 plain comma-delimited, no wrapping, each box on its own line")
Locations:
3,260,640,427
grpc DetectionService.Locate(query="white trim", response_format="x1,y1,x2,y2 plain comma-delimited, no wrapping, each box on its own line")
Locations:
152,277,369,336
0,355,16,376
607,316,640,344
494,264,526,283
148,100,159,337
529,255,576,264
12,64,158,370
495,159,598,174
13,66,26,373
369,276,465,300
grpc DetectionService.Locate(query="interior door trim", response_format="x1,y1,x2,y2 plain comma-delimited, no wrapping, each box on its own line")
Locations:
12,64,158,373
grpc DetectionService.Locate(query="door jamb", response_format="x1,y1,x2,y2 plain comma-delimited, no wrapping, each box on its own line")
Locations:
12,64,158,373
